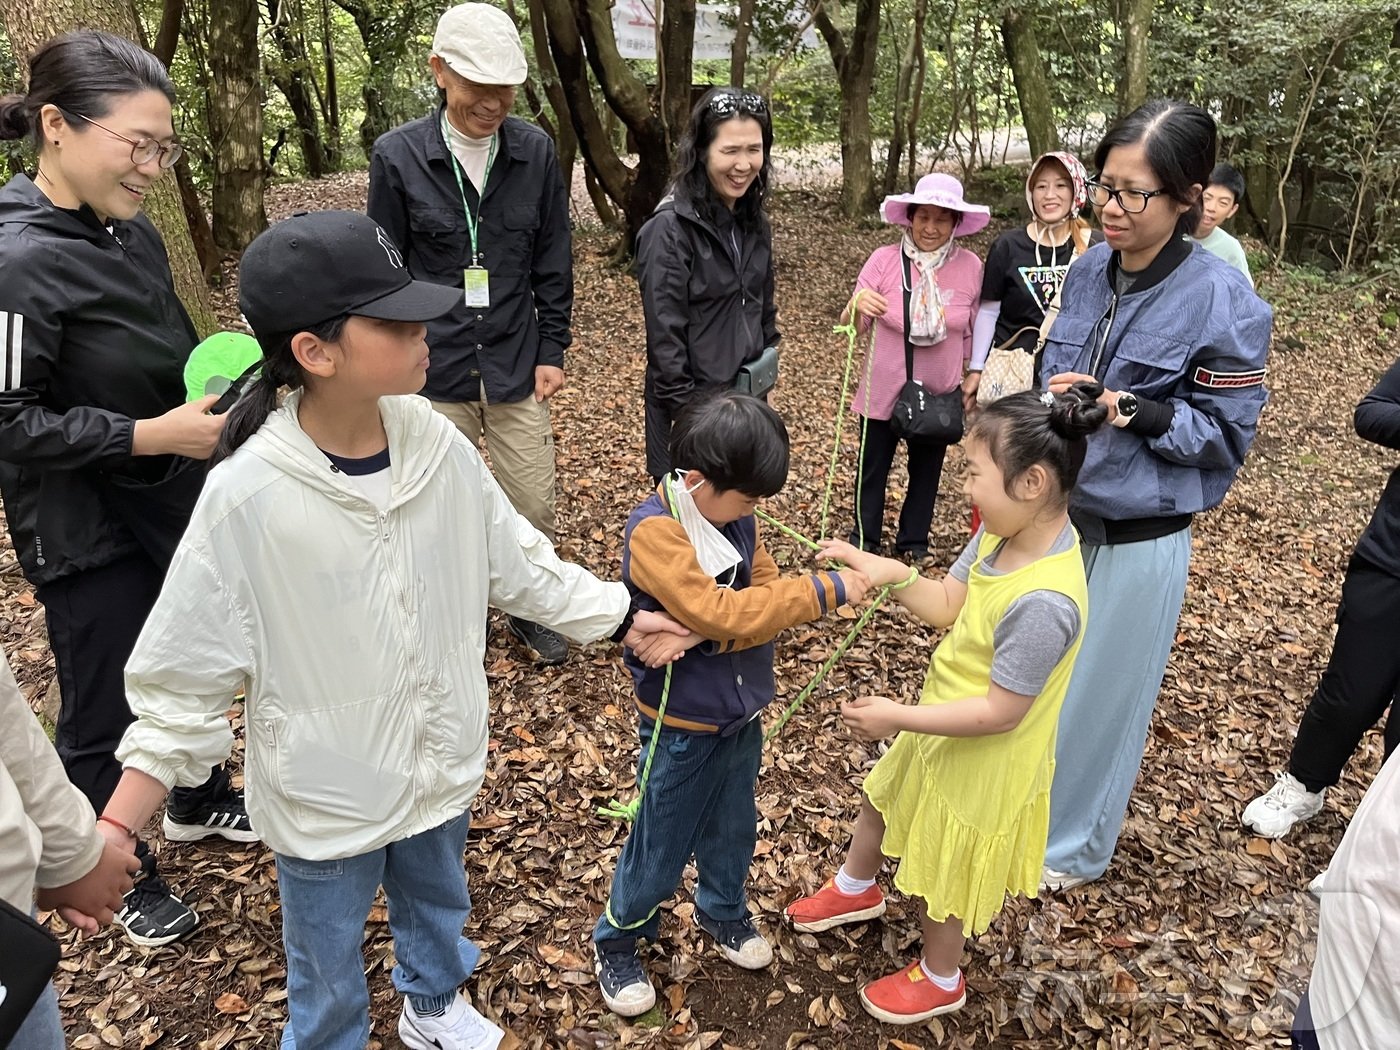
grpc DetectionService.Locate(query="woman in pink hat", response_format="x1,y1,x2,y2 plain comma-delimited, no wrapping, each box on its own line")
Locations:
838,172,986,560
965,152,1101,407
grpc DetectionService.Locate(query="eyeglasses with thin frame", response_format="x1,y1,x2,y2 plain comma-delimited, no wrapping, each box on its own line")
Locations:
69,111,184,169
1085,179,1165,214
707,91,769,117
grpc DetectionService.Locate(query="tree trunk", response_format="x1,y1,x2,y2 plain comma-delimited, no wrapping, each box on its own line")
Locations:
813,0,883,218
208,0,266,251
151,0,183,64
0,0,216,334
730,0,756,87
1116,0,1153,118
1000,6,1059,160
333,0,430,156
535,0,683,254
265,0,331,178
659,0,696,150
319,0,341,167
883,0,926,196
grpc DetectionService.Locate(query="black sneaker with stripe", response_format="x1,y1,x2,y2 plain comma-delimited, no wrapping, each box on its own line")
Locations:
116,853,199,948
162,783,257,843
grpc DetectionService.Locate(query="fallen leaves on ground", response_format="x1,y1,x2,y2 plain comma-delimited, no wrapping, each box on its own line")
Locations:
7,172,1394,1049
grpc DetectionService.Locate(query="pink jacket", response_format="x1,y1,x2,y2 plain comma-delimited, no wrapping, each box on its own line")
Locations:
849,242,982,420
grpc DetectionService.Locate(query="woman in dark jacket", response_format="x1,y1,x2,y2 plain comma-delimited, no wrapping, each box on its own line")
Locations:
638,87,780,481
0,30,248,952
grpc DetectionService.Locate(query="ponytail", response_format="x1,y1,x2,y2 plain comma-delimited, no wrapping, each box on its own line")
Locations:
211,315,347,465
1069,216,1093,255
968,382,1109,502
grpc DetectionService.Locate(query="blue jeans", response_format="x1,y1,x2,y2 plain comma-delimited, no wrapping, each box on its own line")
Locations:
276,811,480,1050
593,718,763,944
10,981,64,1050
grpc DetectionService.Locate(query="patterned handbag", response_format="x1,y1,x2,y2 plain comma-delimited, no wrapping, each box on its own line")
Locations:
976,326,1039,406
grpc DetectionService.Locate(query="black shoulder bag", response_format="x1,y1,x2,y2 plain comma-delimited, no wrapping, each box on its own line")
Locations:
889,254,964,444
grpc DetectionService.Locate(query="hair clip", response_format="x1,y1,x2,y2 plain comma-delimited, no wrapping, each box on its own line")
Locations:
1040,391,1056,406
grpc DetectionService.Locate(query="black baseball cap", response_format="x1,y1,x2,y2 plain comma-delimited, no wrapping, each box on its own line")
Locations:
239,210,461,335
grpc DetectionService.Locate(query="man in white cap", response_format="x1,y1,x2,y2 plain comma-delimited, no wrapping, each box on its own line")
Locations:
369,2,573,666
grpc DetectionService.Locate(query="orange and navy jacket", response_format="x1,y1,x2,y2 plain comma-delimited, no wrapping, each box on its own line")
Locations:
622,484,850,735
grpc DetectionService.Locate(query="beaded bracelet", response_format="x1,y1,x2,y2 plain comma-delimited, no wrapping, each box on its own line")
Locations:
98,814,137,840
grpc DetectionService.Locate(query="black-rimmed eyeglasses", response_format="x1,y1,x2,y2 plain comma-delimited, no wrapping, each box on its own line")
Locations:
70,111,184,169
1085,179,1165,214
707,91,768,117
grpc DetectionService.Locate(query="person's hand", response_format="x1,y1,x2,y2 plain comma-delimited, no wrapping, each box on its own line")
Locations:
1045,372,1119,420
534,365,565,402
131,395,228,459
962,371,981,415
840,695,908,740
835,567,873,605
621,609,690,649
631,628,705,668
35,839,140,936
852,291,890,320
817,539,910,589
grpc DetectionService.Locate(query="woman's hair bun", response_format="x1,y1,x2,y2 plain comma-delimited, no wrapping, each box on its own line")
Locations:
1048,379,1110,439
0,95,32,141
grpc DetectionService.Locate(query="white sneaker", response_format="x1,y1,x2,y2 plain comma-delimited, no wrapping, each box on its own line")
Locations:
1039,867,1094,893
1242,773,1326,839
399,995,504,1050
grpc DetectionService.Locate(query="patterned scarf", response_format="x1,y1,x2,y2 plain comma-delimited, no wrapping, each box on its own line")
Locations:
901,230,952,345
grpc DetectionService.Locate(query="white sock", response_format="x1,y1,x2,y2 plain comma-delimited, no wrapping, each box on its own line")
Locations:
919,959,962,991
834,864,877,896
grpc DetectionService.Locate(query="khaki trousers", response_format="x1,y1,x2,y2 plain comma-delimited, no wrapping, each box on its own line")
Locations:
429,396,557,542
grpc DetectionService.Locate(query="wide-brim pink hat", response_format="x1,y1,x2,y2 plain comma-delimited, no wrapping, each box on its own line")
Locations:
881,172,991,235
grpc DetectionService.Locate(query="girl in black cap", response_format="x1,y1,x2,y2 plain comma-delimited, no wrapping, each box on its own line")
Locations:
98,209,688,1050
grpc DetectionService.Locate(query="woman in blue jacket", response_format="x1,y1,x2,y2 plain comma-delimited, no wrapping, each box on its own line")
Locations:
1038,100,1272,889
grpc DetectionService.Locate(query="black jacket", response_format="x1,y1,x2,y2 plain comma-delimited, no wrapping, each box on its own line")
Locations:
1355,355,1400,578
638,196,780,478
367,109,572,405
0,175,199,586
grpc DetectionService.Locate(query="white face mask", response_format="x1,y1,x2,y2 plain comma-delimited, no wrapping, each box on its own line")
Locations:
669,471,743,584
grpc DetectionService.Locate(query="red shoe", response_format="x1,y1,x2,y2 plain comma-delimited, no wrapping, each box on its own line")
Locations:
784,879,885,932
859,960,966,1024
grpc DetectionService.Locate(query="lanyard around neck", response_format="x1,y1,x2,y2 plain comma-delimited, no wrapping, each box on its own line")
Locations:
442,113,498,266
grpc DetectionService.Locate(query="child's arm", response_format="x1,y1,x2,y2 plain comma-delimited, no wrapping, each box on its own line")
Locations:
629,516,869,650
0,654,137,930
115,546,254,803
842,585,1082,740
817,539,968,629
841,684,1035,740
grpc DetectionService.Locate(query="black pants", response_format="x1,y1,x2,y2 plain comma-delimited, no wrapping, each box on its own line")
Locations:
1288,554,1400,793
37,554,218,816
851,416,947,554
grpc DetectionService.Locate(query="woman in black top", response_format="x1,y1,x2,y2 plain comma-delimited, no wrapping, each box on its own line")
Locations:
0,30,247,948
637,88,780,481
1242,355,1400,839
965,152,1100,403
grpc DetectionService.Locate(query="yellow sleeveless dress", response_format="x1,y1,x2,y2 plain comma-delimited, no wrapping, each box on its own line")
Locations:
862,529,1088,936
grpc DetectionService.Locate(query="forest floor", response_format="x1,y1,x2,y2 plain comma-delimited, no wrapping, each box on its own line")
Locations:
8,174,1396,1049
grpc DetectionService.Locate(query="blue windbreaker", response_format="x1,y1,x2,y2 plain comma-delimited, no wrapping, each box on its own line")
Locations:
1041,240,1272,532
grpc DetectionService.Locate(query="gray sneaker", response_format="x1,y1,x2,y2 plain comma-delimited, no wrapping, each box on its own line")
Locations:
507,616,568,665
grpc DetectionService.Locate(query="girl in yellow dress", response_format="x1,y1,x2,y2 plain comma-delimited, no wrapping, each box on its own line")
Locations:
787,382,1108,1024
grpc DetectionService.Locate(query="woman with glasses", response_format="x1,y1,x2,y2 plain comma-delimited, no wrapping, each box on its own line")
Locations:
1035,99,1272,892
0,30,247,971
637,87,780,481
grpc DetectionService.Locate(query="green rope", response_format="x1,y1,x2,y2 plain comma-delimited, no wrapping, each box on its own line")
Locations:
597,663,673,823
819,290,869,542
755,508,821,551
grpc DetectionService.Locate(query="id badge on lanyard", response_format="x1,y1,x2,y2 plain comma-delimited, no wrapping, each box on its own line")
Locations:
445,115,497,310
464,266,489,307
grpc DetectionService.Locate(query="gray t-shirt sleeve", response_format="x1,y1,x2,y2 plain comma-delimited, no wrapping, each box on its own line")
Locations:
948,527,985,583
989,590,1082,696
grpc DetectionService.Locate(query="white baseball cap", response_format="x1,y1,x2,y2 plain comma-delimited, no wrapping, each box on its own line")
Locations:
432,4,528,86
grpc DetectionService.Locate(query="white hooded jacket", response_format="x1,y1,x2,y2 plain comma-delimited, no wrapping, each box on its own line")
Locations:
116,393,628,860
